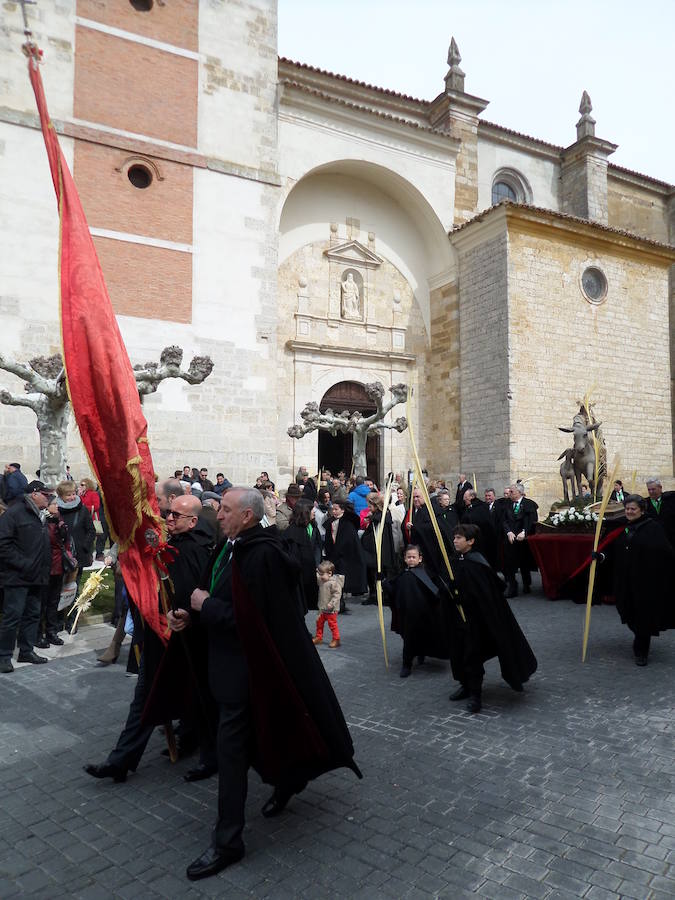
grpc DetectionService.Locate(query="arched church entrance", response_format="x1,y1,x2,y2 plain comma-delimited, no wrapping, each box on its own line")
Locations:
319,381,380,483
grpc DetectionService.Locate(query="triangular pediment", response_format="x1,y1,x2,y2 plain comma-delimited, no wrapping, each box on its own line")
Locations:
324,240,383,270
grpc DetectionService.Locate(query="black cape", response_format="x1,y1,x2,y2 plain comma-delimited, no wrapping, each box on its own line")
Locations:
361,509,396,577
613,516,675,636
462,500,498,569
281,523,322,611
410,503,458,581
324,511,368,595
384,566,452,660
141,523,215,727
230,526,361,786
451,552,537,690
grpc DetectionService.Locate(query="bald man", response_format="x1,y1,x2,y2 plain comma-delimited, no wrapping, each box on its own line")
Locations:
84,491,214,782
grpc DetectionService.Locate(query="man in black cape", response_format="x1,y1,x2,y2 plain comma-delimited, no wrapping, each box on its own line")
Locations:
407,488,457,581
84,493,213,781
449,524,537,714
608,494,675,665
384,544,452,678
461,489,498,568
178,487,361,881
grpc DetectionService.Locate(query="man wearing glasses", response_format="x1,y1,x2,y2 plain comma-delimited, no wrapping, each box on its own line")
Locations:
84,492,213,782
0,480,52,673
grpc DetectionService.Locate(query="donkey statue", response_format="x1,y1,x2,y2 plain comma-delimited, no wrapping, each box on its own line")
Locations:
557,448,576,502
558,410,603,499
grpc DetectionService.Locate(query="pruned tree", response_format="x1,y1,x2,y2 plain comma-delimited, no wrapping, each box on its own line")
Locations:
0,346,214,485
288,382,408,477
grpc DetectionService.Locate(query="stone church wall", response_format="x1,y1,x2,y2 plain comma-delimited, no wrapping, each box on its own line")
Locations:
607,177,670,245
454,229,510,489
507,222,673,507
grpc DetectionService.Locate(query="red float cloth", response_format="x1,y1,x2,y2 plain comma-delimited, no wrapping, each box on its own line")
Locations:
27,50,166,641
528,528,623,600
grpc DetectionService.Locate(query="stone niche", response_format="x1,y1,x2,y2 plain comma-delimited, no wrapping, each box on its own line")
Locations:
279,225,422,355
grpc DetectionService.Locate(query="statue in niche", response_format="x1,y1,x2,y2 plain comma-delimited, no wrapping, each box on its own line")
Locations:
341,272,361,319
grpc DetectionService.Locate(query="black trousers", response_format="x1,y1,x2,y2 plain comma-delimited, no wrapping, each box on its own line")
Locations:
212,701,251,853
41,574,63,637
0,585,42,661
107,655,155,772
632,632,651,657
503,542,531,586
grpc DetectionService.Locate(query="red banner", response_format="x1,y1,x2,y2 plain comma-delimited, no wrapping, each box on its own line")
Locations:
26,50,166,641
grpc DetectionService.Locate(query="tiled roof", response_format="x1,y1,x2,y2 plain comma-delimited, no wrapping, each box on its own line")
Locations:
451,200,675,251
279,59,673,191
279,57,428,105
479,119,563,152
280,79,442,137
606,162,672,191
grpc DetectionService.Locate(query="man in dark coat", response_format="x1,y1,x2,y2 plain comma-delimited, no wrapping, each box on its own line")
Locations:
449,524,537,713
83,494,213,781
461,490,498,568
453,474,473,515
502,484,538,597
0,481,52,673
643,477,675,548
0,463,29,505
610,494,675,665
181,487,361,881
384,544,451,677
324,499,367,601
407,489,457,581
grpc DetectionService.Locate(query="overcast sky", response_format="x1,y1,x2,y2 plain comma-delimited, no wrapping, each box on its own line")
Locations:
278,0,674,185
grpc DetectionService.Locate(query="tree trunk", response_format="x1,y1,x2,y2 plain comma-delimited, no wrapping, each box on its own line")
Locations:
352,430,368,478
36,398,71,485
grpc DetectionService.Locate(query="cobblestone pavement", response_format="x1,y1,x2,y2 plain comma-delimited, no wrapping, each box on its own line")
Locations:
1,580,674,899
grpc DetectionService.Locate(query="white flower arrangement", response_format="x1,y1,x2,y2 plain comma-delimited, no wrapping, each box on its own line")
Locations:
549,507,599,527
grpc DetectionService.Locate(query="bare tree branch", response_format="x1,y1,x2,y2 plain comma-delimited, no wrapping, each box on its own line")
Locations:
134,345,215,396
0,352,60,397
288,383,408,477
0,389,43,411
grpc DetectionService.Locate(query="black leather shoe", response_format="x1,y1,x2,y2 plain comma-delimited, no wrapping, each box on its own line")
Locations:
186,846,244,881
83,763,127,783
184,764,217,782
635,656,648,667
17,651,49,664
261,786,293,818
466,694,482,714
399,665,412,678
35,637,51,649
47,633,65,646
449,685,469,701
0,660,14,674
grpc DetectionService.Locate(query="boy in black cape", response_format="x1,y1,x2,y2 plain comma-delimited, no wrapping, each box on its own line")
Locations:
174,487,361,881
449,524,537,714
384,544,452,678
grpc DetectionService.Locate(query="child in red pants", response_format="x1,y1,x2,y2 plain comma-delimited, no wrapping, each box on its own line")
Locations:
313,561,344,648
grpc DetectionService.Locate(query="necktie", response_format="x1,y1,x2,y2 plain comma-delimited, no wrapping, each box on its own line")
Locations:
210,540,233,592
